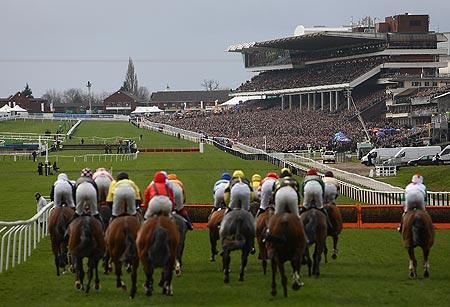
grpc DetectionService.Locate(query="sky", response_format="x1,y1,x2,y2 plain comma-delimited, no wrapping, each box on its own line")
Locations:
1,0,449,97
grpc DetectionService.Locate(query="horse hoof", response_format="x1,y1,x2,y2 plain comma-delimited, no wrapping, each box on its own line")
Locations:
224,276,230,284
409,271,417,279
271,289,277,297
176,269,182,277
292,281,304,291
209,256,215,262
424,271,430,279
238,276,244,282
75,281,82,290
331,254,337,260
95,284,101,291
121,285,127,292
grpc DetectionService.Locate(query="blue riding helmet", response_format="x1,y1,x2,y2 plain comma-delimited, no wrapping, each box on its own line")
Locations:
221,172,231,181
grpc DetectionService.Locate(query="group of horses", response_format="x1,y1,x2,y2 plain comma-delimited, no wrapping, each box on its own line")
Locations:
48,193,189,299
207,184,343,297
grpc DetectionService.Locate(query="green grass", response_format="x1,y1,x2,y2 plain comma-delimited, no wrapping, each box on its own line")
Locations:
377,165,450,192
0,229,449,306
0,118,75,134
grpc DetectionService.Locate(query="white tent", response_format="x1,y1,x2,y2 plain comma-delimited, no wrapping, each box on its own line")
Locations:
220,95,264,107
0,104,12,112
11,105,28,113
131,106,164,114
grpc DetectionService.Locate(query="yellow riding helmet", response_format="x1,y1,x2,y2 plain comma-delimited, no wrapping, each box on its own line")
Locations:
251,174,262,182
280,167,292,177
232,170,245,178
167,173,178,180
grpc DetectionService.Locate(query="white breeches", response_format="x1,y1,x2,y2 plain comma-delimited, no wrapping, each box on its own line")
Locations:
112,184,136,217
172,184,184,211
213,186,226,208
94,176,112,202
75,182,98,215
303,181,324,209
145,195,173,219
229,183,251,211
274,186,299,215
324,183,338,204
404,189,426,212
259,180,275,210
54,182,75,209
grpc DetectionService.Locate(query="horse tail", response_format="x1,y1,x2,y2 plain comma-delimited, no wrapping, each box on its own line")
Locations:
74,221,96,255
223,215,245,251
412,213,428,247
55,211,67,240
148,227,170,268
121,228,137,264
305,211,318,244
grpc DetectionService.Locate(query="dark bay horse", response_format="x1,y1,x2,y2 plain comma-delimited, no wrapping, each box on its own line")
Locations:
68,215,106,293
323,203,343,262
219,209,256,283
136,215,179,296
171,213,188,277
255,208,274,274
266,213,307,297
48,206,73,276
300,208,327,277
105,215,141,298
402,209,435,279
207,208,225,262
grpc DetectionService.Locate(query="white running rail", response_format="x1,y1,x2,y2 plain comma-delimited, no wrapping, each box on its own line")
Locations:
0,201,54,273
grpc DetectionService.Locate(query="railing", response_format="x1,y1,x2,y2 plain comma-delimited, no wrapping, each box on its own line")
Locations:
0,201,54,273
375,165,397,177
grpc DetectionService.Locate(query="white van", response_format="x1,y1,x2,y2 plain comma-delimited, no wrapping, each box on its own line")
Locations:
361,147,402,166
435,145,450,164
384,146,441,166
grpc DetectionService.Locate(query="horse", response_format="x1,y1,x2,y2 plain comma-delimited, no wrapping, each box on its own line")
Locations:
300,208,327,277
219,209,256,283
265,213,307,297
68,215,106,293
323,203,343,262
104,215,140,298
207,208,225,262
136,215,179,296
48,206,73,276
255,208,274,274
401,209,435,279
171,213,189,277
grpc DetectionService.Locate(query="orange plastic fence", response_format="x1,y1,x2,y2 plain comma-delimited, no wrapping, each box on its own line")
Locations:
140,148,199,153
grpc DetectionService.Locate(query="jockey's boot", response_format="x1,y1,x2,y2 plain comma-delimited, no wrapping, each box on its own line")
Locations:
255,208,265,218
319,207,333,231
225,207,233,215
397,212,406,233
177,208,194,230
210,207,219,214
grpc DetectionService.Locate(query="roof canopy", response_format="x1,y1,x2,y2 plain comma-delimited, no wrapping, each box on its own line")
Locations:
131,106,163,114
11,105,27,112
0,104,12,111
220,95,264,106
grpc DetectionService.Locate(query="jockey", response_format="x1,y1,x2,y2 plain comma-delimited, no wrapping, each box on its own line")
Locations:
300,168,325,212
251,174,262,201
93,167,113,205
167,173,193,230
144,171,175,219
273,168,300,215
322,171,339,204
50,173,76,209
398,174,428,232
224,170,253,212
73,168,101,221
212,172,231,212
256,172,279,217
106,172,142,220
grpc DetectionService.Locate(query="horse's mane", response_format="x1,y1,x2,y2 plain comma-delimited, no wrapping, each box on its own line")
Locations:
148,227,170,268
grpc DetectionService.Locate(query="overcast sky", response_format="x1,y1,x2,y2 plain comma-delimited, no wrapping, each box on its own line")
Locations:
1,0,449,97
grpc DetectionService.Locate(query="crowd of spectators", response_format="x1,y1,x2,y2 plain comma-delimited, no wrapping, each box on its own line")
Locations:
236,57,387,93
411,85,450,98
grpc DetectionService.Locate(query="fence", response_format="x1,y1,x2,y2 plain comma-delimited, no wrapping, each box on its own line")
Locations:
0,201,54,273
138,119,450,206
52,152,139,163
375,165,397,177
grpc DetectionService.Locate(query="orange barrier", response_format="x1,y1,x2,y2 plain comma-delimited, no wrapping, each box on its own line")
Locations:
185,204,450,229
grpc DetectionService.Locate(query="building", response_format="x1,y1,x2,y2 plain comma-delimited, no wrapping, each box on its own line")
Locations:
0,92,49,113
103,91,138,114
228,13,449,125
149,90,230,112
52,101,103,114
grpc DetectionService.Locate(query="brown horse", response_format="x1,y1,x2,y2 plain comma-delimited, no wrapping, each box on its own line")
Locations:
207,208,225,262
171,213,188,277
68,215,106,293
265,213,307,297
220,209,256,283
300,208,327,277
323,203,343,262
136,215,179,296
48,207,73,276
105,215,140,298
402,209,435,279
255,208,274,274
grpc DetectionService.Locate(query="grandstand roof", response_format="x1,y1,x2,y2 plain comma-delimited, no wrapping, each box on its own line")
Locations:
150,90,231,103
228,32,386,52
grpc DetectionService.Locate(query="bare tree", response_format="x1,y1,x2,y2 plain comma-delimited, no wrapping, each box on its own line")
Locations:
137,86,150,101
201,79,220,91
42,89,63,105
63,88,84,104
120,57,139,97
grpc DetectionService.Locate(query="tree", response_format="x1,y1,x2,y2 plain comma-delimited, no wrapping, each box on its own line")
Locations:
63,88,84,104
201,79,220,91
42,89,63,105
22,83,33,98
137,86,150,101
120,57,139,97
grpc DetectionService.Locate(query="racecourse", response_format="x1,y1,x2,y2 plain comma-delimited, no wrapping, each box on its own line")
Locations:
1,119,450,306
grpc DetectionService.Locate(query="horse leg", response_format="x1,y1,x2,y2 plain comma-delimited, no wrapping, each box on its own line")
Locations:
278,260,288,297
423,247,430,278
175,239,184,277
85,258,94,294
94,259,100,291
331,235,339,260
304,248,312,277
239,249,249,282
143,263,154,296
162,265,174,296
271,257,277,297
407,247,417,279
323,241,328,264
209,230,218,262
291,253,304,290
313,243,323,277
222,249,231,284
114,259,126,291
74,257,84,290
129,259,138,299
103,251,111,274
54,254,60,276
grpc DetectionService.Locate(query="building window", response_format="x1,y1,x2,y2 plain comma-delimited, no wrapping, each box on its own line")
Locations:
412,81,422,87
424,82,430,86
432,82,438,86
409,20,422,27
